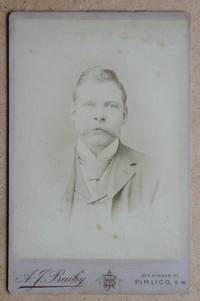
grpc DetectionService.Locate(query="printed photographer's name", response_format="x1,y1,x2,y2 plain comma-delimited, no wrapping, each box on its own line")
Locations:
15,269,86,290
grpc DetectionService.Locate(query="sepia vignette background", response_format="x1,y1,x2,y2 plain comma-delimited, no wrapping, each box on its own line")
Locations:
0,1,200,301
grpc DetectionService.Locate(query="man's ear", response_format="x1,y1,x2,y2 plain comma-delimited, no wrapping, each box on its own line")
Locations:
70,101,76,122
122,106,128,124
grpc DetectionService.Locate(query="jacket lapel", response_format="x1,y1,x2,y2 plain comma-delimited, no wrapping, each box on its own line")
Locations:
109,143,138,199
64,142,139,211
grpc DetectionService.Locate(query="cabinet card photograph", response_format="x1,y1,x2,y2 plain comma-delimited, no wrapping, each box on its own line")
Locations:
9,12,191,294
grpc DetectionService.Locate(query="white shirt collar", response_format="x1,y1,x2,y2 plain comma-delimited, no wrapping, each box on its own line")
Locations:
77,137,119,163
77,137,119,198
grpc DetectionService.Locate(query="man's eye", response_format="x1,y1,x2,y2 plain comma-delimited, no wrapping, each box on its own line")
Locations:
105,102,119,108
110,103,118,108
83,101,95,107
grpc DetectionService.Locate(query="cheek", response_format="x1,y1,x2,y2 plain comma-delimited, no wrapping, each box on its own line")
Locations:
107,113,124,127
76,107,91,119
74,111,90,130
76,108,86,120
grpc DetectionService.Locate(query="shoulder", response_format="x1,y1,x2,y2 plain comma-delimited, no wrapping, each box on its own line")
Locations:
118,142,161,182
118,142,154,166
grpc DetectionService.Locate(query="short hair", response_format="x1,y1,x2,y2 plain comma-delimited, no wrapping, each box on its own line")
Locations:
73,66,127,106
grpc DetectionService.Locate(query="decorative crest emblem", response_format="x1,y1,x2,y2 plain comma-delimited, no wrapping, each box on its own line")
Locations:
97,269,122,291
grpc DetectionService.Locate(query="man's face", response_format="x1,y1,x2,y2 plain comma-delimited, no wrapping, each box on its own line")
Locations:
72,80,127,150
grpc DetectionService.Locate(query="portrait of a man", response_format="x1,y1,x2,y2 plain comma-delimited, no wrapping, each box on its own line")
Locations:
11,13,189,261
65,66,160,225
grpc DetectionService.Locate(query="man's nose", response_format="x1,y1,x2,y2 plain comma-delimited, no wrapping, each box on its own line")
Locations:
94,107,106,122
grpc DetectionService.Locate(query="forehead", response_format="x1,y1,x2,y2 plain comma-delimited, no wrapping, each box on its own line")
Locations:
75,80,123,101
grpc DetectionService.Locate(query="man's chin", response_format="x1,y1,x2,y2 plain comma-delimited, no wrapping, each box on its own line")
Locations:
82,133,115,148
